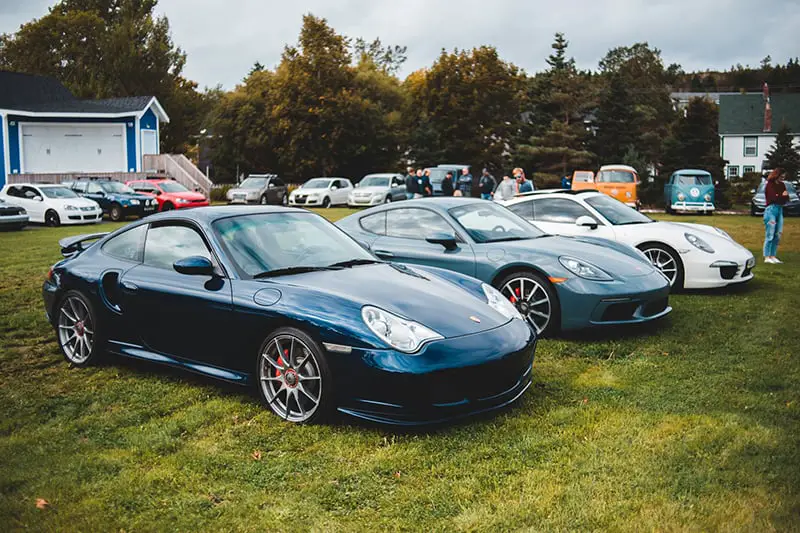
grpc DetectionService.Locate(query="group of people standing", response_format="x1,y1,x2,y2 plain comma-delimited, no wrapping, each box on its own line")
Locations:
404,166,535,200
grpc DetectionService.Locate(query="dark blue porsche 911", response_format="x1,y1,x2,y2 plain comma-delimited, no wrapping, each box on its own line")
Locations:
43,206,535,425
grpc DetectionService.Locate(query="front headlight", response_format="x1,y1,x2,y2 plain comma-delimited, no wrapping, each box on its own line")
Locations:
713,227,732,241
361,306,443,353
677,193,686,201
226,191,233,200
559,256,613,281
129,199,140,206
704,193,712,202
482,283,523,321
64,205,77,211
176,198,190,204
684,233,714,253
625,191,632,198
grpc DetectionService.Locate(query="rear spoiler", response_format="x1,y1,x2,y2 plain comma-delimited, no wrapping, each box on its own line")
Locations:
59,232,109,258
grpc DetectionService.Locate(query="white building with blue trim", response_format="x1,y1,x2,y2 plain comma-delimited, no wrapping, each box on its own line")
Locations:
0,70,170,188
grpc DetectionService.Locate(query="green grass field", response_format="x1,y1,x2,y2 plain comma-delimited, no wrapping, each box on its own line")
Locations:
1,210,799,531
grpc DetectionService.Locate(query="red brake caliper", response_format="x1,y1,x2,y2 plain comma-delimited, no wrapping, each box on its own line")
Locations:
510,286,520,304
275,349,289,378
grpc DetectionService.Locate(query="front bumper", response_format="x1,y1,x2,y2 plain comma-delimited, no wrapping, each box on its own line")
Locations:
558,270,672,331
64,208,104,224
333,318,536,426
671,201,714,212
347,196,384,207
753,202,800,216
173,200,209,209
120,203,157,218
290,196,326,207
682,249,755,289
228,194,258,204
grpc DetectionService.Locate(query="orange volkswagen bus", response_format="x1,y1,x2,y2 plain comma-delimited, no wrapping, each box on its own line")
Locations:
570,170,596,191
595,164,641,209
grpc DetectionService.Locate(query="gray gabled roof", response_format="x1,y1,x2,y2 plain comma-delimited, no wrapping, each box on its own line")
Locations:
719,93,800,135
0,71,167,121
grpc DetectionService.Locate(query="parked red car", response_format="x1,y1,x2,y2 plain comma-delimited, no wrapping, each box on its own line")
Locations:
126,179,209,211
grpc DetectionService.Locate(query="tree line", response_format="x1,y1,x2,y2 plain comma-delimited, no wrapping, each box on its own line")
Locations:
2,0,798,191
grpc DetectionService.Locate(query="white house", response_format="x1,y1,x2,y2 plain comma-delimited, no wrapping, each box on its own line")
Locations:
0,70,168,189
718,92,800,178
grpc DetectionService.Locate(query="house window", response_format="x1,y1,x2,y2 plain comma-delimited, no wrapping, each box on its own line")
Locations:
727,166,740,178
743,165,756,175
743,136,758,157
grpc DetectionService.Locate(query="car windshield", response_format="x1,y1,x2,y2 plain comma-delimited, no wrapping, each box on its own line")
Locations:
303,179,332,189
41,187,79,199
597,170,635,183
99,181,135,194
359,176,391,187
239,177,268,189
449,202,545,243
585,194,654,225
676,175,712,185
158,181,189,193
213,212,375,277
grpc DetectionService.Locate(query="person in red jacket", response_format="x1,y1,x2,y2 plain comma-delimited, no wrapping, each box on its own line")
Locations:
763,168,789,264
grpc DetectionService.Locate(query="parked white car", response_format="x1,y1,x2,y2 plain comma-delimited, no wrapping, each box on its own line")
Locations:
500,190,755,289
347,173,407,207
289,177,353,208
0,183,102,226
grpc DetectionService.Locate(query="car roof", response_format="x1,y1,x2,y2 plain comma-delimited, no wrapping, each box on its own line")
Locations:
672,169,711,175
369,197,491,211
145,205,310,224
363,173,399,177
598,164,636,172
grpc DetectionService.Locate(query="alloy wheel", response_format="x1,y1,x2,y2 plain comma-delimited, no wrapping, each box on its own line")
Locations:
500,276,551,335
259,334,322,423
58,296,94,364
643,248,678,286
45,211,60,227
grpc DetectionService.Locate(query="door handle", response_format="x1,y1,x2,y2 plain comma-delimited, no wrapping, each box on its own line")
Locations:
373,250,394,258
119,281,138,293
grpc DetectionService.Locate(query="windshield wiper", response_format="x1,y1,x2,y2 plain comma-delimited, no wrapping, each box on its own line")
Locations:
253,266,335,278
486,236,532,243
616,220,653,225
326,258,382,268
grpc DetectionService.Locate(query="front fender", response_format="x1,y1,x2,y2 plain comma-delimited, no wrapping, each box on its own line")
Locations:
570,235,651,265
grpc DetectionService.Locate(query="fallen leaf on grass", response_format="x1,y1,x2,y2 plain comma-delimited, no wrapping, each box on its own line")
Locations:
35,498,49,510
252,450,262,461
393,471,401,479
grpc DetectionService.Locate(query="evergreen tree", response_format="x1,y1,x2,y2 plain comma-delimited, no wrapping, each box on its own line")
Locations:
660,97,726,180
591,74,638,162
765,122,800,179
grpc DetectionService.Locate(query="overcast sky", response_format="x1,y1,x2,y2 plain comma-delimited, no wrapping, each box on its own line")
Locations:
2,0,799,90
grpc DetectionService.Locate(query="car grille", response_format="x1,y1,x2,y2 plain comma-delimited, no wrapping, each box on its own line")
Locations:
80,206,95,212
601,302,639,322
642,297,668,317
190,198,206,204
294,196,307,204
719,265,739,280
741,266,753,278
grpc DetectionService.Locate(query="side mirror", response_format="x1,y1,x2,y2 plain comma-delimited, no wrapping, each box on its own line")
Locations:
34,196,43,202
268,183,275,189
426,232,458,251
575,216,598,230
173,256,215,276
331,185,339,190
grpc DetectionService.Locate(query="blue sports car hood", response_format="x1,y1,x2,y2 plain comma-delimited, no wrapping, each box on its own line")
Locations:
266,263,510,338
498,236,656,278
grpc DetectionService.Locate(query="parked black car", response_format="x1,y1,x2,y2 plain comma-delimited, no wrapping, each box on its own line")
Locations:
70,178,158,221
0,197,28,230
751,180,800,216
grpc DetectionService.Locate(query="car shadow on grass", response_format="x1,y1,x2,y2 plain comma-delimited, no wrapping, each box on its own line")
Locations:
557,315,672,343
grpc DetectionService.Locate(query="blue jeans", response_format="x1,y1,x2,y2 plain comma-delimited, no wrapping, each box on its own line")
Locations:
763,204,784,257
481,193,492,200
406,192,414,200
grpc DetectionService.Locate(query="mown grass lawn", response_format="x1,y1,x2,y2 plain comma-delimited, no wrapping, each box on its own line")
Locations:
1,210,799,531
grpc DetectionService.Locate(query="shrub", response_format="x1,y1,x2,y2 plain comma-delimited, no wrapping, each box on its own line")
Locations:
210,185,232,203
530,172,561,190
729,172,762,207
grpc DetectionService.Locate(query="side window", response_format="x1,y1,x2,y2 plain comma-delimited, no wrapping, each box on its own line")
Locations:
532,198,597,224
507,201,533,220
87,182,103,194
272,178,284,187
144,224,212,270
359,212,386,235
386,208,454,239
23,186,40,199
72,182,87,193
102,224,147,262
6,186,22,198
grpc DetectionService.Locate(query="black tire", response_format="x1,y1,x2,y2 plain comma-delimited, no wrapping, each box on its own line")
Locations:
161,202,174,211
665,205,673,215
45,210,61,227
638,243,684,290
384,196,392,204
260,195,269,205
109,204,124,222
751,205,758,217
494,270,560,337
255,327,334,424
282,193,288,206
322,197,331,208
55,290,104,366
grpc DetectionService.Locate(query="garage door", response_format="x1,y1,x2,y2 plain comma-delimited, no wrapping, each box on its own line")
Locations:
21,124,126,173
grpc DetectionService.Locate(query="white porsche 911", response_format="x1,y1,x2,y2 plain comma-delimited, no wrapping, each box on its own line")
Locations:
500,190,755,289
